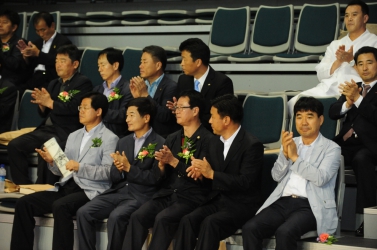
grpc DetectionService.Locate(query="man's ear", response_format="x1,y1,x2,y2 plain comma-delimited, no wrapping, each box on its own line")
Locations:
96,108,103,117
363,14,369,24
73,60,80,69
319,115,324,126
144,114,151,123
113,62,119,71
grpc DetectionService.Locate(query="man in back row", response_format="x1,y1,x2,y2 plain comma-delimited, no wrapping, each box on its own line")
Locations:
94,47,132,138
288,0,377,115
17,11,72,93
8,44,92,185
130,45,177,137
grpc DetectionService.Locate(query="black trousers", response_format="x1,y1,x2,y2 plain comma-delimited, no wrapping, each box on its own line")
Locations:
242,197,316,250
175,196,258,250
10,179,89,250
342,143,377,214
123,194,197,250
8,126,63,185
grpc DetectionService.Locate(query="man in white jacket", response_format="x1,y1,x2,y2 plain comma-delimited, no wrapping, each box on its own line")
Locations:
288,0,377,115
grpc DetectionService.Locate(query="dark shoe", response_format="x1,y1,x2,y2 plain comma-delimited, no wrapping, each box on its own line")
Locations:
355,222,364,237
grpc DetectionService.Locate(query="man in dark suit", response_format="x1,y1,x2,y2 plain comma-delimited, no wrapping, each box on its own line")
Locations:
17,11,72,93
93,47,132,138
329,46,377,237
130,45,177,137
174,94,264,250
0,9,28,89
0,77,17,133
167,38,234,131
124,90,214,250
8,44,92,185
76,97,165,250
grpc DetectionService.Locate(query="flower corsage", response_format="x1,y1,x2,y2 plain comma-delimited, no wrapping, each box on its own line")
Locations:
108,87,123,102
91,137,102,148
0,87,8,94
317,233,337,245
177,136,196,164
2,43,9,52
58,90,80,102
137,143,157,162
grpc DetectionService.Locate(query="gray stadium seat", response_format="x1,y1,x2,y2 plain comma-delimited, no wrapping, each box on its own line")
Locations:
273,3,340,63
121,11,157,26
208,6,250,62
157,10,195,25
242,94,287,150
79,47,103,87
228,5,293,63
85,11,121,26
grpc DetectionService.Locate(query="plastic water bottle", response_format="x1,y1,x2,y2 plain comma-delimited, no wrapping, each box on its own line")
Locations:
0,164,6,193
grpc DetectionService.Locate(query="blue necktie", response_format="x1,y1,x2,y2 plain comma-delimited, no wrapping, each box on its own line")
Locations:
194,80,200,92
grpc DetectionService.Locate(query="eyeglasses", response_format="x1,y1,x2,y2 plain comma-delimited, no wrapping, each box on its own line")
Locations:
78,106,92,111
174,106,191,112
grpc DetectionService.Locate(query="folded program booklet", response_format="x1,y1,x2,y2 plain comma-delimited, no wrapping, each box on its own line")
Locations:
44,137,71,178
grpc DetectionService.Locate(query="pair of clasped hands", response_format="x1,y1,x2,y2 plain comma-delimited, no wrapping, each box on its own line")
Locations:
335,45,362,107
110,146,214,180
16,39,40,58
281,130,299,162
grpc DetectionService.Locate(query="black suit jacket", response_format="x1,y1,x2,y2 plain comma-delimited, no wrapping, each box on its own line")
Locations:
329,82,377,156
0,79,17,133
0,34,28,87
104,129,165,205
176,66,234,130
37,72,92,141
152,125,214,205
26,33,72,88
93,77,133,138
148,75,178,137
204,128,264,207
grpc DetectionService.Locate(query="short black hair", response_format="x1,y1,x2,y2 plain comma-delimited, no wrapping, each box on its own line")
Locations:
211,94,243,124
33,11,55,27
354,46,377,62
294,97,324,117
142,45,167,71
57,44,81,65
98,47,124,71
0,10,20,30
346,0,369,16
179,90,206,120
127,97,156,125
81,92,109,118
179,38,210,66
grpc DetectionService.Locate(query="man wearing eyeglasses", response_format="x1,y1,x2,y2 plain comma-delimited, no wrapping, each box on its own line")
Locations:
7,44,92,185
124,90,214,250
11,91,118,250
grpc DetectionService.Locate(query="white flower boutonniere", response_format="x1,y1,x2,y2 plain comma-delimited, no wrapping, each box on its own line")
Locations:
58,90,80,102
108,87,123,102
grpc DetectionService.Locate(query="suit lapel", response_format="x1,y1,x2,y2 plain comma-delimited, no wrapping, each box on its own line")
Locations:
200,67,214,97
308,134,325,167
131,130,158,164
222,129,243,172
78,124,105,162
153,75,167,103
